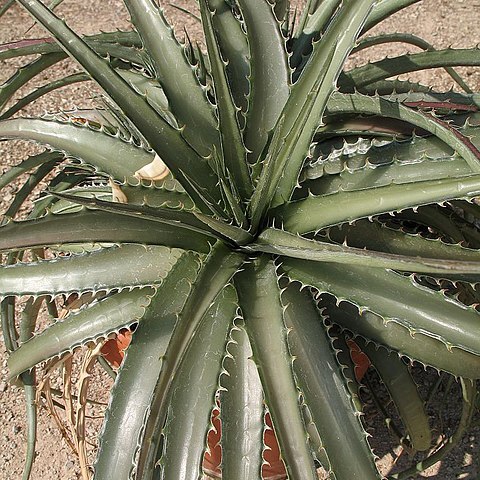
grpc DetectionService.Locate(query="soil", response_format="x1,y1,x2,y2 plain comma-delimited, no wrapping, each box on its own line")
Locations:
0,1,480,479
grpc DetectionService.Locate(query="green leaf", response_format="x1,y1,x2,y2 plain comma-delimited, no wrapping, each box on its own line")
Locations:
123,0,219,157
217,172,249,228
302,128,478,197
0,244,184,297
134,242,244,479
159,284,237,479
325,220,480,272
0,0,15,18
325,93,480,173
272,0,288,21
342,48,480,91
28,171,103,219
199,0,253,202
0,41,144,114
117,69,178,127
51,191,220,240
360,341,432,452
386,205,474,246
193,211,254,245
0,37,146,65
290,0,341,69
352,33,472,93
18,298,42,480
15,0,223,212
21,374,36,480
0,52,64,111
293,0,318,37
250,227,480,276
249,0,376,229
50,181,195,214
8,287,157,379
283,259,480,378
1,295,16,353
2,158,61,221
208,0,250,114
237,0,291,166
235,256,318,479
0,150,63,190
1,72,89,120
283,283,381,478
0,31,142,60
0,117,159,182
0,210,212,253
93,252,199,480
362,0,421,34
220,319,264,479
388,379,476,480
276,174,480,234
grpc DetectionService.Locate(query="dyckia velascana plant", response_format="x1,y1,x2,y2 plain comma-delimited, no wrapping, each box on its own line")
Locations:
1,0,480,478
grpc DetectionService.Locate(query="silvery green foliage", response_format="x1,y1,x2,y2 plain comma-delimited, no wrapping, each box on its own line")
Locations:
1,0,480,478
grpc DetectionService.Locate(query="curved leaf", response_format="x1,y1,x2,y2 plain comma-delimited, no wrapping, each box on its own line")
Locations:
220,319,264,479
0,244,184,297
2,158,61,221
360,341,431,452
326,93,480,173
342,48,480,91
362,0,421,34
1,73,89,120
0,210,212,253
0,117,158,182
123,0,219,157
15,0,223,212
302,131,478,197
387,378,476,480
235,257,318,479
0,52,64,111
93,252,199,480
134,242,244,479
0,150,63,190
283,282,381,479
8,287,157,379
159,285,236,479
0,31,141,60
352,33,471,92
284,259,480,378
251,227,480,276
0,0,15,17
276,174,480,234
237,0,290,165
0,42,144,114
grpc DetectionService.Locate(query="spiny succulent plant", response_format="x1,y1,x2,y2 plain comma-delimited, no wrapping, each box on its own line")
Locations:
1,0,480,479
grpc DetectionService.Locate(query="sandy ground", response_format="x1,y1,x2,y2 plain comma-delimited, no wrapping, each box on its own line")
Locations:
0,1,480,479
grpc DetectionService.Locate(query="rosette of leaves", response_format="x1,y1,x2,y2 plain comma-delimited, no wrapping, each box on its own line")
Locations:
1,0,480,479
